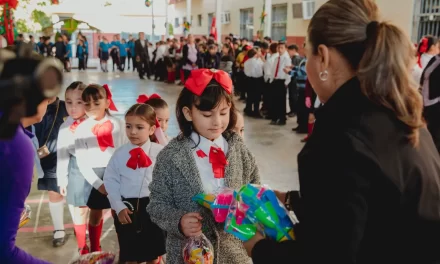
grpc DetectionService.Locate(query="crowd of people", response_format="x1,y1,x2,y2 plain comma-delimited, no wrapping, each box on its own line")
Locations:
2,0,440,263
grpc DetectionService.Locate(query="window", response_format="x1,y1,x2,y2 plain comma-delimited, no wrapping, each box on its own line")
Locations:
416,0,440,40
271,4,287,41
198,14,202,27
240,8,254,41
183,16,187,23
292,3,303,19
175,17,179,27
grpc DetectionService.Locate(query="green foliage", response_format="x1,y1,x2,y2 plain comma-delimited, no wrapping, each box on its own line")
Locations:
168,23,174,36
63,19,79,33
31,10,51,29
16,19,30,32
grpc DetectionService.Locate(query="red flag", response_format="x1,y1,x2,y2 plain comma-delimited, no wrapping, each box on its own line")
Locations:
210,16,217,41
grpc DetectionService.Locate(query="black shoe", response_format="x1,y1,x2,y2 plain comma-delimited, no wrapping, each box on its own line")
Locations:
140,76,145,80
264,115,272,120
277,120,287,126
297,129,308,134
270,121,277,125
288,112,296,118
52,230,66,247
292,126,299,131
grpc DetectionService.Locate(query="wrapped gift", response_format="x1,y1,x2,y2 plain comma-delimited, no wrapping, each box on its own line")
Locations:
182,234,214,264
225,184,298,242
70,252,116,264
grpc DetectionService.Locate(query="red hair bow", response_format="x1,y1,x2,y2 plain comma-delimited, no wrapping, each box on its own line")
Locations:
103,84,118,111
185,69,233,96
136,93,161,104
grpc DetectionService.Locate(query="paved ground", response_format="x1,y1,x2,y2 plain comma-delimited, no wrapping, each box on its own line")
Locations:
16,70,304,263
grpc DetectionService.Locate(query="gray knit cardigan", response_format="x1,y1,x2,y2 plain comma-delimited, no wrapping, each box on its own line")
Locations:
147,131,260,264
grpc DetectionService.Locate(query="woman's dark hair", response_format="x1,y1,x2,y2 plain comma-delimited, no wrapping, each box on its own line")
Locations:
222,43,234,57
145,98,168,110
417,35,438,55
65,81,86,94
176,80,237,139
82,84,110,115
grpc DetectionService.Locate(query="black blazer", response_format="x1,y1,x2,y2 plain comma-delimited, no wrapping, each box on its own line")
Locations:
134,39,149,61
182,44,200,66
252,78,440,264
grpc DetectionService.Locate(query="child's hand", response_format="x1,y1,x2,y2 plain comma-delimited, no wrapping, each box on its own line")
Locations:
59,187,67,197
98,184,108,195
180,212,203,237
118,208,133,225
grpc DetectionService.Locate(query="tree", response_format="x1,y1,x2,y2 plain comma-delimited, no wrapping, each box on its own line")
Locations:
8,0,52,32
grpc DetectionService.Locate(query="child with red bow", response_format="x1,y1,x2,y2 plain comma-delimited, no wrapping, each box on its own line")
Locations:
74,84,128,253
104,104,166,264
417,35,439,70
137,93,170,145
147,69,261,264
56,82,92,255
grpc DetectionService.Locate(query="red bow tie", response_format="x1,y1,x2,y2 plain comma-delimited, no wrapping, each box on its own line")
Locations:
209,146,228,179
126,147,152,170
137,93,161,104
184,69,233,96
92,120,114,152
70,118,86,132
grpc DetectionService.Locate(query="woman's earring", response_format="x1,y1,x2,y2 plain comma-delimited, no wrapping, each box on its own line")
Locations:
319,70,329,81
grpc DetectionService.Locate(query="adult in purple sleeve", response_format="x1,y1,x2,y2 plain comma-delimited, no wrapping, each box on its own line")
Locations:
0,102,51,264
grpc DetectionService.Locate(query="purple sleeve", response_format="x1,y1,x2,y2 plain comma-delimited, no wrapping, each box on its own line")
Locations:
0,128,51,264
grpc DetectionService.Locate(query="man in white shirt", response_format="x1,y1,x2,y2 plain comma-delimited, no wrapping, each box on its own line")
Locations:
262,43,279,117
244,48,265,117
270,42,291,126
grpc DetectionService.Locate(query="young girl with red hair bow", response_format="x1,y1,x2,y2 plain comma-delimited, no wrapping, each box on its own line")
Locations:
74,84,127,252
417,35,439,69
137,93,170,145
104,104,166,264
147,69,261,264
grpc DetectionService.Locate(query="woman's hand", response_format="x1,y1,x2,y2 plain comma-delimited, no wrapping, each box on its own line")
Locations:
274,190,287,203
305,97,312,108
59,187,67,197
243,232,265,257
180,212,203,237
98,184,108,195
118,208,132,225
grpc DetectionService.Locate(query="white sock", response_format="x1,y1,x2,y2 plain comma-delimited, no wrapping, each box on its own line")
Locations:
68,204,75,223
49,200,65,239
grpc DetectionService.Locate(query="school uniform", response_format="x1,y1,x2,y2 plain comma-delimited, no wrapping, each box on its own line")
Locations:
74,115,128,209
104,141,166,262
65,42,72,72
290,59,308,133
204,52,221,69
244,57,264,116
76,45,86,70
57,117,92,207
421,54,440,153
155,45,167,81
84,41,89,69
147,131,260,264
271,52,292,124
34,99,68,192
119,42,128,71
99,42,110,61
288,54,304,115
127,40,136,70
262,53,276,115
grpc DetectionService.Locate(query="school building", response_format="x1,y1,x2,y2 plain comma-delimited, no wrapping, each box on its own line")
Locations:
169,0,440,44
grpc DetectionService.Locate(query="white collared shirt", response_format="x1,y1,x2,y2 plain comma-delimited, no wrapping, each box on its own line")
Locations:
74,115,128,190
190,132,229,194
264,53,276,82
244,57,264,78
140,39,145,48
104,141,163,214
273,51,292,85
155,45,168,63
56,116,77,187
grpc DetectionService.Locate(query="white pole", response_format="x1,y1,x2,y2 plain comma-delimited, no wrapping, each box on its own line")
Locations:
165,0,169,38
216,0,222,43
186,0,192,36
264,0,272,39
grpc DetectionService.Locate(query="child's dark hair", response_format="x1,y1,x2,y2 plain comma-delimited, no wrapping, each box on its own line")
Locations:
222,44,234,57
208,44,217,51
176,80,237,139
145,98,168,110
126,104,157,141
418,35,438,54
66,81,86,94
247,48,257,58
125,104,156,127
288,44,299,52
82,84,110,115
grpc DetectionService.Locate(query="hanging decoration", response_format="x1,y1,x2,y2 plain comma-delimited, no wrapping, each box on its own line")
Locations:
183,21,191,35
0,0,19,45
259,0,267,40
145,0,152,7
210,16,217,41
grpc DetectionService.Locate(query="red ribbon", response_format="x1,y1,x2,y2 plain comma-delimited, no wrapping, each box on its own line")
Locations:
69,118,86,132
92,120,114,152
418,37,429,68
196,149,207,158
185,69,233,96
136,93,161,104
102,84,118,111
209,146,228,179
126,147,152,170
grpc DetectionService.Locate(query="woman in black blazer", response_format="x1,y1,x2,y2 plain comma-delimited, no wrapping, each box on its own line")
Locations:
244,0,440,263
